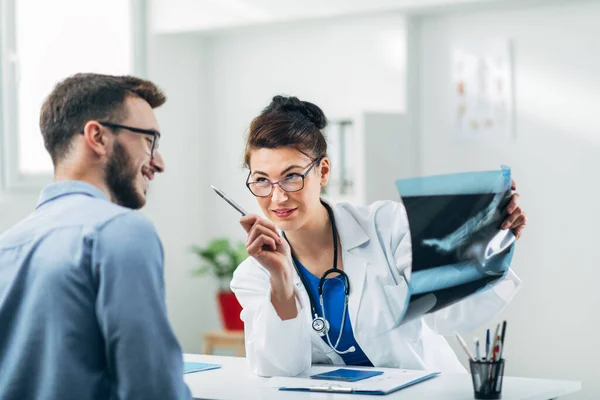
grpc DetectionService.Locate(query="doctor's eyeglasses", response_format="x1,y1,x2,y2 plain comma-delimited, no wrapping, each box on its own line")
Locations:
246,158,321,198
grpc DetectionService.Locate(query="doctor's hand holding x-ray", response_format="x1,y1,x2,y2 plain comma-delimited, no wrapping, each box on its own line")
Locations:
229,95,527,378
504,179,526,239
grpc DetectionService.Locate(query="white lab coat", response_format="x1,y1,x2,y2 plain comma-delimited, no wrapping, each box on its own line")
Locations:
230,200,521,377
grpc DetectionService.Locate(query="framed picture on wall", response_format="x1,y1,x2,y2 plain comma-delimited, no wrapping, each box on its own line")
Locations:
452,39,514,139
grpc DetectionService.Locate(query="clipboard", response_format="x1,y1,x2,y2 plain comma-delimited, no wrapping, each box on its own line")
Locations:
267,368,441,395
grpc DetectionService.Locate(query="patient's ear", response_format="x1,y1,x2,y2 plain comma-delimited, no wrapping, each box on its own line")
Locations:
82,121,109,157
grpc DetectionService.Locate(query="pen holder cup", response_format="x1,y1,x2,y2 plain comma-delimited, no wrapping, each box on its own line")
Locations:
469,359,505,400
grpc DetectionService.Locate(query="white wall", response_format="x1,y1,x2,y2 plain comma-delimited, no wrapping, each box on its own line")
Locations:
202,12,408,243
0,10,409,356
3,5,411,361
141,12,409,353
149,0,504,34
0,33,213,355
0,192,38,234
144,33,217,353
414,1,600,398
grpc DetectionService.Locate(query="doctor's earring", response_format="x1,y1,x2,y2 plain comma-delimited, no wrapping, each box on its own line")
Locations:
312,317,330,336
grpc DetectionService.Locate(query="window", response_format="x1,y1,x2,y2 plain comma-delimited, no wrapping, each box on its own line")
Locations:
0,0,145,189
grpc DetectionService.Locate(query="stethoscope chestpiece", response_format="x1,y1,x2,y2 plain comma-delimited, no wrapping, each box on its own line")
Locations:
312,316,330,337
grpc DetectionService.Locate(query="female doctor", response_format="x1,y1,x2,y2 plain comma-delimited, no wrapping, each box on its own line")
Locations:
230,95,527,377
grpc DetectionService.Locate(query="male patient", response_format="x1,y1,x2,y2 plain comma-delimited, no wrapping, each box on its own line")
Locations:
0,74,192,399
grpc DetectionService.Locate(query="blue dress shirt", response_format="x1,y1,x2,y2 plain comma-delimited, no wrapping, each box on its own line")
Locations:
0,181,191,400
294,257,373,366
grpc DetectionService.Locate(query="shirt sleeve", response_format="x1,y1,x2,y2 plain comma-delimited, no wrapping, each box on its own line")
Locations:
92,211,191,400
230,258,312,377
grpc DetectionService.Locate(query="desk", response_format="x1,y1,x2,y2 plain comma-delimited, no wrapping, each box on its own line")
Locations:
201,330,245,357
184,354,581,400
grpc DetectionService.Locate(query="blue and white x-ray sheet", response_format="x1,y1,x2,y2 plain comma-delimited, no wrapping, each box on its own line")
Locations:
394,166,516,325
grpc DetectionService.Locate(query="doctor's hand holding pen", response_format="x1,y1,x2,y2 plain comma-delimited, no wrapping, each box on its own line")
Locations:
211,185,298,320
239,214,298,320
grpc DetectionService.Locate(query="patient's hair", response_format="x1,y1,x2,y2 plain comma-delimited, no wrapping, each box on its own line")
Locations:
40,73,166,165
243,95,328,168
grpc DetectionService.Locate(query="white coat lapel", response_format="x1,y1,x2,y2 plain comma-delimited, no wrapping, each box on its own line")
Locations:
326,200,370,333
343,249,369,334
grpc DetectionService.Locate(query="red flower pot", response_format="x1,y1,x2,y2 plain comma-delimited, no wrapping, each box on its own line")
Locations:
217,290,244,331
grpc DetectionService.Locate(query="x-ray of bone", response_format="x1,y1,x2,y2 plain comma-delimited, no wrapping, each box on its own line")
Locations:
392,166,515,326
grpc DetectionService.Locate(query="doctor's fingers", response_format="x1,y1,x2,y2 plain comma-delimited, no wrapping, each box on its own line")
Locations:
239,214,261,233
502,207,526,230
246,223,282,247
246,234,278,255
514,227,525,240
512,214,527,239
511,179,517,191
240,214,279,234
506,192,520,214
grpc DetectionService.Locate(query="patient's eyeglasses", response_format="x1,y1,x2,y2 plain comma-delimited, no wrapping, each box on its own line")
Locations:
81,121,161,159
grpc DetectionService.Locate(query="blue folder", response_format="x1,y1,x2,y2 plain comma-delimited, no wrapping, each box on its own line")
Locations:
184,362,221,374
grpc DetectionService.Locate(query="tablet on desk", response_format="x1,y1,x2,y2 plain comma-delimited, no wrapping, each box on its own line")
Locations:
310,369,384,382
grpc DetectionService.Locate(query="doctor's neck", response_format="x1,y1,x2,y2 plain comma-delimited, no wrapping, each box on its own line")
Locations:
283,203,333,257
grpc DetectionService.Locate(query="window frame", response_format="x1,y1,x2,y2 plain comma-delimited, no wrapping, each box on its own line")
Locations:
0,0,148,192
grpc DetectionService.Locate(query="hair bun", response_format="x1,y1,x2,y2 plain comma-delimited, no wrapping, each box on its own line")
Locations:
268,95,327,130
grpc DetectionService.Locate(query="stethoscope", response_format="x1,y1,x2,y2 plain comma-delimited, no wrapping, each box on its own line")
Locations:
283,201,355,355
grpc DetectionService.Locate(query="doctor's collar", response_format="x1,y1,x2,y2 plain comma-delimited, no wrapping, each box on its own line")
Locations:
319,198,370,251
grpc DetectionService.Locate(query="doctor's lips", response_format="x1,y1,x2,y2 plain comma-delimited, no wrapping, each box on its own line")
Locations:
272,208,297,218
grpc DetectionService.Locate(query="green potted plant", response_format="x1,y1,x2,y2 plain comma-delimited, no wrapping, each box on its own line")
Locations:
191,238,248,331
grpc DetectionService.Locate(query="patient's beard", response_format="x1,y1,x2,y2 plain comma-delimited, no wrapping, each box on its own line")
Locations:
105,140,144,210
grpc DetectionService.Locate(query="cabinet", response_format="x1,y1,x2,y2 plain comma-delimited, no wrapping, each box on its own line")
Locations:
324,112,414,206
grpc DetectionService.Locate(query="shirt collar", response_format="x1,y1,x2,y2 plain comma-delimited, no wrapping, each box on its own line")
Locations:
37,180,109,209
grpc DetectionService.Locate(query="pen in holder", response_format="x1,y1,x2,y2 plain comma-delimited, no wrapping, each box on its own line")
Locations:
469,358,505,400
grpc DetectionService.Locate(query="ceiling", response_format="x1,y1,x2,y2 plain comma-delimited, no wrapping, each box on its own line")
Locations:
150,0,512,33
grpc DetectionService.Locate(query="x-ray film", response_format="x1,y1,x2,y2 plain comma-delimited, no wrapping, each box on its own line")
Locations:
394,166,515,325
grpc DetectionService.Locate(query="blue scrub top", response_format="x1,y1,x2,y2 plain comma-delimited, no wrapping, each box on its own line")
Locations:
294,256,373,366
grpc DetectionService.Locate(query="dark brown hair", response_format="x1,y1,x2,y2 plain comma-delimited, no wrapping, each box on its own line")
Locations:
39,73,166,165
244,95,328,168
